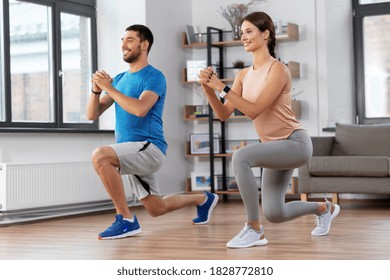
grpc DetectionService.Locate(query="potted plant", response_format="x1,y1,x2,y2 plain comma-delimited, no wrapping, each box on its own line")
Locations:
232,59,245,77
232,59,245,69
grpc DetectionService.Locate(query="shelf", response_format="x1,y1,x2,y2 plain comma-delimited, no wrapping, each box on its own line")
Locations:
183,105,249,121
181,33,207,48
183,62,299,85
185,176,298,196
185,142,233,158
182,68,233,84
181,23,299,49
215,190,240,195
288,61,300,79
275,23,299,42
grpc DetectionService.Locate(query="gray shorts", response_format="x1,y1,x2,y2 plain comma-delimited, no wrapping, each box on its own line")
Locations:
110,141,165,200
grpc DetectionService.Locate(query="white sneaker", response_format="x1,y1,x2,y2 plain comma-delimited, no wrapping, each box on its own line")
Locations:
311,199,340,236
226,224,268,248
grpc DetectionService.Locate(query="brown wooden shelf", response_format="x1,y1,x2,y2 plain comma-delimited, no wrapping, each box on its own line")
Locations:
181,23,298,48
182,69,233,84
185,142,233,158
183,62,299,85
184,176,298,196
288,61,300,79
276,23,299,42
183,105,249,121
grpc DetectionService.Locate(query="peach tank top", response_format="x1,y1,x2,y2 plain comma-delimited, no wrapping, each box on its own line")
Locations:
242,57,302,142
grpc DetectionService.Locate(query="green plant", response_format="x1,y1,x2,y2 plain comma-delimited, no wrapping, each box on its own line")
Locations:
232,59,245,68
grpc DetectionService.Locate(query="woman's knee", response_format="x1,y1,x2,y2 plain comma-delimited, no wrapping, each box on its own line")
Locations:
232,148,250,172
262,206,285,223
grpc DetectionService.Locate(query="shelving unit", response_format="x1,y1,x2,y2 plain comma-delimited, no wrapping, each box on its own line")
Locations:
182,23,300,198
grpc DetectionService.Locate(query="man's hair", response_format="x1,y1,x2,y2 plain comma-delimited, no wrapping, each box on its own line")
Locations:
126,24,154,54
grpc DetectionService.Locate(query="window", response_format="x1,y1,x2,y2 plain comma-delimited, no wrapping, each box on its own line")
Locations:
0,0,98,130
0,2,4,122
60,12,92,124
353,0,390,124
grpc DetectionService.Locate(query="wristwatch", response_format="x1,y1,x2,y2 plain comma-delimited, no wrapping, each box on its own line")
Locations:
219,85,231,98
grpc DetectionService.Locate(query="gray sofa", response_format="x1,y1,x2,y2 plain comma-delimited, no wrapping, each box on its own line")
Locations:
298,123,390,203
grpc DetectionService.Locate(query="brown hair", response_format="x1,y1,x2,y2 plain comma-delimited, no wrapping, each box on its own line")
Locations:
241,12,276,58
126,24,154,54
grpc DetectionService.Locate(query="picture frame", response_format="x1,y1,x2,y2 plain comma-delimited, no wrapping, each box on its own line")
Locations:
190,133,220,154
191,172,218,191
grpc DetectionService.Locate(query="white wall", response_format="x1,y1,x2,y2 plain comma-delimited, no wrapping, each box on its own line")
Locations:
96,0,146,129
144,0,192,194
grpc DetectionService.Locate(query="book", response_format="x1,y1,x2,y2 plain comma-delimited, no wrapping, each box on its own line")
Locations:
185,25,195,45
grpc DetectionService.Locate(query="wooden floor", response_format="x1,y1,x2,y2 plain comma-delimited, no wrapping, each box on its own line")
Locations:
0,199,390,260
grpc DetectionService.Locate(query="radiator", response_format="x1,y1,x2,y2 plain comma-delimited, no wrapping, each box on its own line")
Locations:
0,162,136,224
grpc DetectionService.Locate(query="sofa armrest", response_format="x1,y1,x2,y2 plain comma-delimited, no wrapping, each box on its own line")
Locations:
298,137,334,194
298,164,311,193
311,137,334,156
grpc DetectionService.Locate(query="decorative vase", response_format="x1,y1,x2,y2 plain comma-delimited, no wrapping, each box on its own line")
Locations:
231,24,241,40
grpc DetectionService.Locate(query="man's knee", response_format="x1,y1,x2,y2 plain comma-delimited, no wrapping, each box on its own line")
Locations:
141,195,166,217
146,207,163,217
91,146,117,171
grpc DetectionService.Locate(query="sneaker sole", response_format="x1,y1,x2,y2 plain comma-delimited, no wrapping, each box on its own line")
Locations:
98,228,142,240
311,204,340,236
193,194,219,225
227,238,269,248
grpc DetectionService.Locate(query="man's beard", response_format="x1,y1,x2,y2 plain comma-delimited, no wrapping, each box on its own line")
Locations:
123,45,142,63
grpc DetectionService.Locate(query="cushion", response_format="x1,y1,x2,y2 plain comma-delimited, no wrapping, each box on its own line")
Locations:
331,123,390,156
311,137,334,156
308,156,389,177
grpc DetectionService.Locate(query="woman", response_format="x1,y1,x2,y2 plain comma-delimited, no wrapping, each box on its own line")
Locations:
198,12,340,248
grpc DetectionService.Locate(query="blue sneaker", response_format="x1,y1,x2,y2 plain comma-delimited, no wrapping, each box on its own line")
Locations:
98,214,142,240
192,192,219,224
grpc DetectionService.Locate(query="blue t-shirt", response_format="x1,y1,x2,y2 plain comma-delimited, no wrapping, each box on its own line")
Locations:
111,65,167,155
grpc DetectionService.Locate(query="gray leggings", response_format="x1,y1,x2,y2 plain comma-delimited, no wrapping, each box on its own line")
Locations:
232,129,318,223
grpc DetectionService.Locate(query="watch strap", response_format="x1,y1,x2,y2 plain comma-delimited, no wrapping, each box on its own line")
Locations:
219,85,231,98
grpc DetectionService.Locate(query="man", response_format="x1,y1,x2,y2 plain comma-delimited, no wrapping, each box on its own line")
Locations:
87,24,218,240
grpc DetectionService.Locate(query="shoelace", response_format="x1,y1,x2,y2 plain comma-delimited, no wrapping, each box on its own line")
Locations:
315,201,331,228
314,214,325,228
107,217,124,231
236,226,251,238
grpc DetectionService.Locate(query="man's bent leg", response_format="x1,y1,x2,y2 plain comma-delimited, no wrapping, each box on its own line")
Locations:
92,146,132,218
141,194,205,217
141,192,218,224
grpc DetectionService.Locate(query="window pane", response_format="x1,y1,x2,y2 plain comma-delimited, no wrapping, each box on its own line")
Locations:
363,15,390,118
61,12,92,123
360,0,390,4
0,2,5,122
9,0,54,123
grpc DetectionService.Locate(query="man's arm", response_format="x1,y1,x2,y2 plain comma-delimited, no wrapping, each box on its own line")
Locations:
92,71,159,117
86,91,114,121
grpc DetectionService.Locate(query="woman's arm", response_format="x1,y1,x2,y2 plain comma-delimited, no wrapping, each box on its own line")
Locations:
200,62,290,120
226,62,290,120
198,67,239,121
